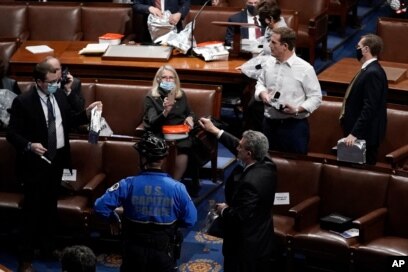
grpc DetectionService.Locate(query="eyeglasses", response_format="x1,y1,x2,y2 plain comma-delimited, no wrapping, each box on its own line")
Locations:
161,76,175,81
43,79,59,85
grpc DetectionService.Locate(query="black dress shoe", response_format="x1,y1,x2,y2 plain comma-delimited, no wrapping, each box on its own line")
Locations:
18,261,35,272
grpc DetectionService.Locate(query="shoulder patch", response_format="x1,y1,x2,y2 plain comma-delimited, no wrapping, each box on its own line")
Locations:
108,183,120,192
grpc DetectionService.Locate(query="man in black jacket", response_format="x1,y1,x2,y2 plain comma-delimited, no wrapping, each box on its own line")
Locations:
199,117,277,272
340,34,388,165
7,60,102,272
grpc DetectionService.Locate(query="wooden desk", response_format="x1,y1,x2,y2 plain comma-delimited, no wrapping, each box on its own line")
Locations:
9,41,247,85
318,57,408,104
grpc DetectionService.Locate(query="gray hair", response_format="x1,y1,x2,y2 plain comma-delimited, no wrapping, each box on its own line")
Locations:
242,130,269,161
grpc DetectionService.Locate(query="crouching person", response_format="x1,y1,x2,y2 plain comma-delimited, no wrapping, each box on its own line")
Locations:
94,133,197,272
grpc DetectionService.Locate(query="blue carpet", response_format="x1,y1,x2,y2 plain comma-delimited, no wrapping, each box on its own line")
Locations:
178,232,223,272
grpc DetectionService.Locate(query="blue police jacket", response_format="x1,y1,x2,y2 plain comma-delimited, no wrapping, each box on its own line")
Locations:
94,171,197,227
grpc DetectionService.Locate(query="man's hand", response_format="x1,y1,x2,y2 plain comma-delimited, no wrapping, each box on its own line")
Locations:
109,212,122,236
259,91,271,105
31,143,47,156
344,134,357,146
198,117,220,135
216,203,228,216
149,6,163,17
169,12,181,25
86,101,103,118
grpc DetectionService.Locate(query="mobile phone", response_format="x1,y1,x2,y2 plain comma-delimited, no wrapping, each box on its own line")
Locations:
60,67,70,87
167,88,176,104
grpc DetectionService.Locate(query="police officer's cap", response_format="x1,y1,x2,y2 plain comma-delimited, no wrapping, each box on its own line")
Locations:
134,132,168,161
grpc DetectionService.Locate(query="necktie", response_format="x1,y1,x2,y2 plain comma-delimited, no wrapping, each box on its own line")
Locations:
47,95,57,160
154,0,161,10
339,69,362,120
254,17,262,38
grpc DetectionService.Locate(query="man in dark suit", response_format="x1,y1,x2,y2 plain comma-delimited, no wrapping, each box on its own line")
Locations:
133,0,190,43
340,33,388,165
199,117,277,272
224,0,264,46
7,60,102,272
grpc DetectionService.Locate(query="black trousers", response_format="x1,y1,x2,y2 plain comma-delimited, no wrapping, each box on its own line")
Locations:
19,149,64,260
263,117,309,155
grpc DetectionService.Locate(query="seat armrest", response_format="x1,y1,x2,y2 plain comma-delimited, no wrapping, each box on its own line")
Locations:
135,123,145,137
353,207,387,243
80,173,106,200
385,144,408,167
289,195,320,231
309,12,329,39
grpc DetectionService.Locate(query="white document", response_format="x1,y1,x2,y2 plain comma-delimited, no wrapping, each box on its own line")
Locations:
25,45,54,54
193,44,229,61
330,228,359,239
62,169,77,182
274,192,290,205
79,43,109,55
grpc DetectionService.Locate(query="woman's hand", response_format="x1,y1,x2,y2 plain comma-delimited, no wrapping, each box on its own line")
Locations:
163,97,175,116
184,116,194,128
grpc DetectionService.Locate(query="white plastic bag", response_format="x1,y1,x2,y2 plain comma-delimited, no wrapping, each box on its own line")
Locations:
147,10,176,42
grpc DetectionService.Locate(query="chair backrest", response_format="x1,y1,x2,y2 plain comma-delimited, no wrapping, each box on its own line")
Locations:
378,103,408,162
377,17,408,63
386,175,408,238
282,9,299,33
184,6,242,43
102,140,141,188
94,81,151,136
81,4,133,41
0,39,19,72
308,96,343,155
69,140,104,191
182,83,222,119
319,164,389,219
0,3,28,40
272,156,322,216
277,0,328,25
28,4,82,41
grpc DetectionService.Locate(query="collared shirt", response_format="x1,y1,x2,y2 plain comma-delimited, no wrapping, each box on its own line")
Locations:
246,12,261,41
361,57,377,70
254,53,322,119
37,88,65,149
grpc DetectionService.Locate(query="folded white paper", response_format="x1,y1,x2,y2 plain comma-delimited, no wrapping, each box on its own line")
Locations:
79,43,109,55
25,45,54,54
193,44,229,61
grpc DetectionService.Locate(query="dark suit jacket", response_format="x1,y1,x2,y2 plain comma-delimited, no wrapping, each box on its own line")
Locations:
219,131,277,262
225,9,265,46
342,60,388,146
133,0,190,42
6,86,88,179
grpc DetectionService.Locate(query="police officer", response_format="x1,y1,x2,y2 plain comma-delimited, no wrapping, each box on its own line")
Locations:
94,133,197,272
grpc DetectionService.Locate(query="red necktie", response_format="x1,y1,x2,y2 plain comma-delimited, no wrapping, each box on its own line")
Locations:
254,17,262,38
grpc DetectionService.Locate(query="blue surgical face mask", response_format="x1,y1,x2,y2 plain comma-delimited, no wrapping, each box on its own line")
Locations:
160,81,175,92
47,82,58,94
